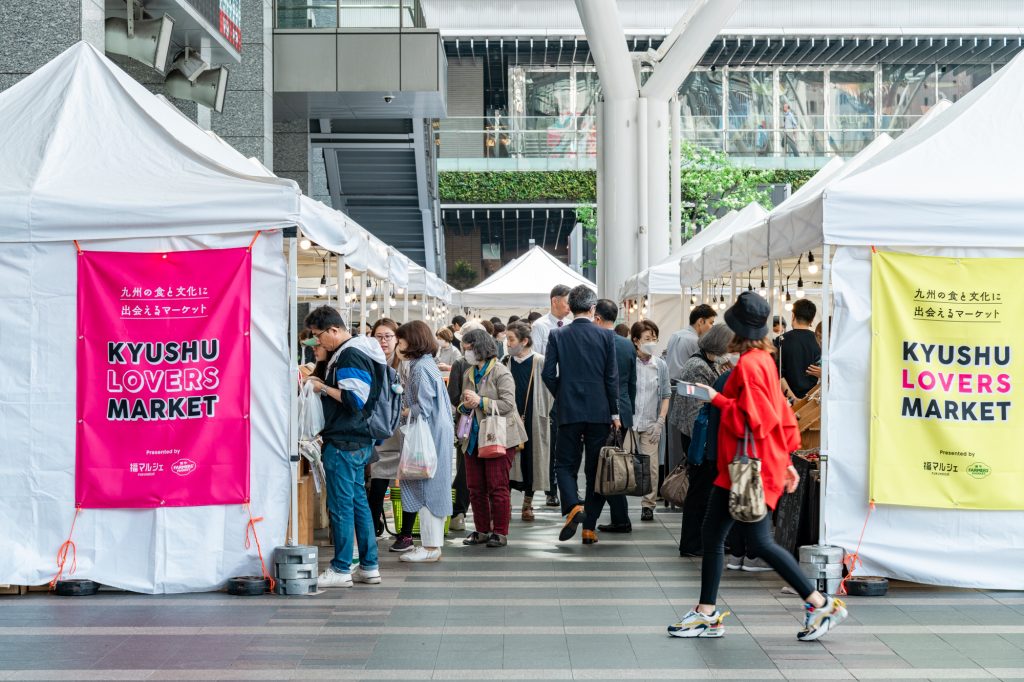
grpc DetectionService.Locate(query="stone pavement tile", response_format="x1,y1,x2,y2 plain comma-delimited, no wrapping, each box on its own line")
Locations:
386,605,449,626
560,605,623,626
363,634,441,670
625,633,706,668
445,605,503,625
502,634,571,669
831,654,911,669
504,605,563,626
563,634,639,669
616,605,679,626
937,633,1022,656
435,634,503,670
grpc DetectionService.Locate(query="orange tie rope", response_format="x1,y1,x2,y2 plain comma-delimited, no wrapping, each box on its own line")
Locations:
871,245,878,254
244,504,276,591
247,231,262,252
73,240,83,255
837,499,876,596
49,506,82,589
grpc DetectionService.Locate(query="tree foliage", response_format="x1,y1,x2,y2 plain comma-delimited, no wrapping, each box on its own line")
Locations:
447,259,478,289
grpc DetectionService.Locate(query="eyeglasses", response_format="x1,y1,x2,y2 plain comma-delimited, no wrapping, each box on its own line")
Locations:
312,329,330,339
374,333,396,341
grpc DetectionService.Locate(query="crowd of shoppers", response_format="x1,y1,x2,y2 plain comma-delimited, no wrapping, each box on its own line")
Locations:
298,278,846,643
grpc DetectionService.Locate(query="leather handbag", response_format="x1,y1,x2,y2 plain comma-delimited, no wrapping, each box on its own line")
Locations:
477,400,509,459
659,461,690,506
728,426,767,522
596,430,653,497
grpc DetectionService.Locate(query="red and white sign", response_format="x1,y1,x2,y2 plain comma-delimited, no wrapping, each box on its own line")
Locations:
75,247,252,508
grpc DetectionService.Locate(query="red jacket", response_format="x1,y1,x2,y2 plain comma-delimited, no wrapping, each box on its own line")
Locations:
711,349,801,510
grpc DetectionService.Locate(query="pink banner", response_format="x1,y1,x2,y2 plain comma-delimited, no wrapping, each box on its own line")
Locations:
76,247,252,508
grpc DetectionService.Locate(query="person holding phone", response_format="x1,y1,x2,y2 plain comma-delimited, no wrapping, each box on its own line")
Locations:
667,291,848,642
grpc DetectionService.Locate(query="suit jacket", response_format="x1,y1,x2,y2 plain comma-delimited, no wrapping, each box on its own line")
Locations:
613,333,637,429
541,317,619,426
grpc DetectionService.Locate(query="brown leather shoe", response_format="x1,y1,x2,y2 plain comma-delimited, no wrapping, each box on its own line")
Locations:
582,530,599,545
559,505,584,541
521,505,535,522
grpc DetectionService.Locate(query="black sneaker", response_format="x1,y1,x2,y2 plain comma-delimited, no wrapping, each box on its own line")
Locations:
389,535,414,552
545,494,560,507
641,508,654,522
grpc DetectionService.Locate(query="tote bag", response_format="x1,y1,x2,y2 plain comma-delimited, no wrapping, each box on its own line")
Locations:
728,427,767,522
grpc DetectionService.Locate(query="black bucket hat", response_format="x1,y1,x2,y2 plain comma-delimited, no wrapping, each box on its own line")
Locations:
724,291,771,340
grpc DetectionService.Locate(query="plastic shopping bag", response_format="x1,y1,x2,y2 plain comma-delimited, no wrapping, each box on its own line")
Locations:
398,416,438,480
298,380,325,442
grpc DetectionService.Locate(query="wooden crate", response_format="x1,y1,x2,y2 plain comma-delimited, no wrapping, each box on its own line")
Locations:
285,473,315,546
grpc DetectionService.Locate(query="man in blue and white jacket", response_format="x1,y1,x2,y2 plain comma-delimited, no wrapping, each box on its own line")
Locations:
304,306,387,588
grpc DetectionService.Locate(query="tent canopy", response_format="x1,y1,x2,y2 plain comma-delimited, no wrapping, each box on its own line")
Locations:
682,202,770,285
0,43,300,243
458,246,594,310
825,61,1020,246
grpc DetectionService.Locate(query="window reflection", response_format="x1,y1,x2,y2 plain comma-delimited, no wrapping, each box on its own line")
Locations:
727,71,773,155
829,71,875,154
938,65,992,103
881,65,935,132
679,70,724,150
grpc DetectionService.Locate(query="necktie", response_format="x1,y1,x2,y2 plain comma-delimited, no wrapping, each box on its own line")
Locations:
557,320,563,327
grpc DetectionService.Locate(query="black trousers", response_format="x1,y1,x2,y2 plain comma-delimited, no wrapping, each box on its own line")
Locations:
452,446,471,517
367,478,420,536
679,459,718,554
548,404,559,496
699,486,814,605
553,421,611,531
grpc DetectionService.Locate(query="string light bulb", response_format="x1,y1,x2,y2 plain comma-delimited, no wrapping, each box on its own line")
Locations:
300,237,311,250
807,252,818,275
317,276,327,296
370,301,379,311
344,270,353,280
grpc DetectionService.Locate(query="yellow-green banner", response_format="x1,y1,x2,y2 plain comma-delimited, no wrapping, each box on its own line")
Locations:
871,251,1022,509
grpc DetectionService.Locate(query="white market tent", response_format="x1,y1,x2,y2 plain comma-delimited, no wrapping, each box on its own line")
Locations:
0,43,301,593
679,202,768,287
819,53,1024,590
457,246,594,316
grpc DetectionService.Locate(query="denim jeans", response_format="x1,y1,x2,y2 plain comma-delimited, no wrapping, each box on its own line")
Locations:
322,443,379,573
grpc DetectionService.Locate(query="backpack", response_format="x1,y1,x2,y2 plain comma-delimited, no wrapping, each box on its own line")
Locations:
687,404,711,466
366,364,403,441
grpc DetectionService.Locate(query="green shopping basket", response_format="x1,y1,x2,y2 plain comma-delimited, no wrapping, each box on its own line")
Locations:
388,486,455,536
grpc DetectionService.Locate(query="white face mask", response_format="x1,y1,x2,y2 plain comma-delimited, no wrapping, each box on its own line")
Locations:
464,350,478,365
641,342,658,356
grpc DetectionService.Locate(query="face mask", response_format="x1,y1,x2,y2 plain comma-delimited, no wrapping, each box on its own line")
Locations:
301,338,318,348
438,341,448,349
641,342,658,356
464,350,478,365
506,342,520,357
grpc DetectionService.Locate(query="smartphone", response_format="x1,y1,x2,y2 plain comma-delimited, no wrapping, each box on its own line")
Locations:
677,381,712,401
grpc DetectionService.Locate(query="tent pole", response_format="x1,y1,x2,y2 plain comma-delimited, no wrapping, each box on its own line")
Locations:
730,272,737,306
359,272,368,334
337,255,346,319
819,243,832,545
326,254,333,307
288,234,299,546
670,96,682,255
403,289,410,323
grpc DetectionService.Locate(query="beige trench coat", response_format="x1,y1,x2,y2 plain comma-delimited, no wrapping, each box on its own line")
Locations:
506,352,553,494
459,360,529,450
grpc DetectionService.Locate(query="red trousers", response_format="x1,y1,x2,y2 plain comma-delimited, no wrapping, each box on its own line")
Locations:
465,448,516,535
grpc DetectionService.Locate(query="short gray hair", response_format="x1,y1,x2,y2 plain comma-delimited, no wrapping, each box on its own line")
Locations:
568,285,597,315
699,323,733,357
461,329,498,360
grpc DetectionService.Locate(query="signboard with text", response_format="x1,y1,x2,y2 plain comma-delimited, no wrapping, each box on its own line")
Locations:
183,0,242,50
75,247,252,508
870,251,1022,510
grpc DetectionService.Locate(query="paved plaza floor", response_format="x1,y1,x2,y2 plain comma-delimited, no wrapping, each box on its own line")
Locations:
2,495,1024,680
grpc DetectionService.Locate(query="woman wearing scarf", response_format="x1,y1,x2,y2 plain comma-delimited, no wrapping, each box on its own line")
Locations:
503,321,553,522
457,329,528,547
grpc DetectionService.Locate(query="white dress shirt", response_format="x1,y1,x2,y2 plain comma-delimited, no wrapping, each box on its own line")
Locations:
530,311,571,356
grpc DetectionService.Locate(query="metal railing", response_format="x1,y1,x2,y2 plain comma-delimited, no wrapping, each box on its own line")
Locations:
435,115,925,165
275,0,425,29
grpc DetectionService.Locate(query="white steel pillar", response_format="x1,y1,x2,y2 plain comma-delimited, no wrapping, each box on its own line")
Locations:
646,97,670,266
637,97,650,272
670,96,682,254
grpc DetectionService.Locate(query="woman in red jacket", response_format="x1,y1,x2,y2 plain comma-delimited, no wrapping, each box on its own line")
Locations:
668,291,848,642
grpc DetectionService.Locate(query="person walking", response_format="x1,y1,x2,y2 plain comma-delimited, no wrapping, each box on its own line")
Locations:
394,321,454,563
303,306,387,588
665,305,718,474
629,320,671,522
593,298,636,533
530,284,572,508
542,285,620,545
366,318,416,542
446,321,486,532
434,327,462,381
667,291,848,641
457,329,528,548
672,323,733,556
503,321,553,522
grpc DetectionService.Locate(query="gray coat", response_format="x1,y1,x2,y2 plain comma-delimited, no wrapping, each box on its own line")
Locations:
507,352,553,493
398,356,454,517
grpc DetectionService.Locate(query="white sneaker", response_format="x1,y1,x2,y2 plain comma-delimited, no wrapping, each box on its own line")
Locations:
726,556,744,570
741,557,774,573
352,566,381,585
399,547,442,563
449,513,466,531
317,566,353,588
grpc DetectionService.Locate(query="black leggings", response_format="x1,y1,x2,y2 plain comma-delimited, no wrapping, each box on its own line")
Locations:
367,478,417,536
699,486,814,605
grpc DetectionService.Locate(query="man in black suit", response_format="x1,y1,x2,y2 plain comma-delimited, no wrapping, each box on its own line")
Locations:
542,285,621,544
